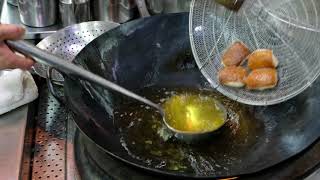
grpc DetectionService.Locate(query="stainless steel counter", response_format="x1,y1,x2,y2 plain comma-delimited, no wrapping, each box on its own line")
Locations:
0,105,28,180
0,0,62,39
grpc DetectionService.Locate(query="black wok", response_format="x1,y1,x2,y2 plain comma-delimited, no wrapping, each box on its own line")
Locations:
63,13,320,178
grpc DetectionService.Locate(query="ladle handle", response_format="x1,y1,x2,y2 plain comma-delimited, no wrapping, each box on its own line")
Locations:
7,40,163,113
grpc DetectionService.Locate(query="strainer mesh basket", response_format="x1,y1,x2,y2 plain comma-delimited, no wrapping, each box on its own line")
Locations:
189,0,320,105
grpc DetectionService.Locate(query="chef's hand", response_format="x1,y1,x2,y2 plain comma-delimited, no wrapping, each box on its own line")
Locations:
0,24,34,70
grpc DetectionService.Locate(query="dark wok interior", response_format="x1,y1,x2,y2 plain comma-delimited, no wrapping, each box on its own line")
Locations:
64,13,320,178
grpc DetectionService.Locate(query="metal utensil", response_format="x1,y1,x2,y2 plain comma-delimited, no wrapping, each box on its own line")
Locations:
18,0,58,27
145,0,191,14
59,0,91,27
164,99,228,142
91,0,137,23
190,0,320,106
7,40,226,142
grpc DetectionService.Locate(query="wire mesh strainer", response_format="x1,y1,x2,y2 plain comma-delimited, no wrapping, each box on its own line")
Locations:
189,0,320,105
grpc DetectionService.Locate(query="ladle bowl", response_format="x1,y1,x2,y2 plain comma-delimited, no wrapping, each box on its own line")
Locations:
163,98,228,143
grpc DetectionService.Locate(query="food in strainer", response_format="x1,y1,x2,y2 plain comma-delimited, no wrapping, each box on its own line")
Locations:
222,41,251,67
245,68,278,90
248,49,278,70
218,41,279,91
218,66,247,88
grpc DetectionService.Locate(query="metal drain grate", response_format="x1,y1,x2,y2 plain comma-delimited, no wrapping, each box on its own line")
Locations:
32,85,67,180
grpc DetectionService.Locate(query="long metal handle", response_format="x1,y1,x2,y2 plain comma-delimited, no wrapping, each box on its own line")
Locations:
7,40,163,113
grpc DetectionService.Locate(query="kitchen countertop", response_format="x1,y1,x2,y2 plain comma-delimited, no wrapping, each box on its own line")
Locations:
0,106,28,180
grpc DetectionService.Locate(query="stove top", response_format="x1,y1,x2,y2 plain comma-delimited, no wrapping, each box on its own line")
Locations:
19,83,320,180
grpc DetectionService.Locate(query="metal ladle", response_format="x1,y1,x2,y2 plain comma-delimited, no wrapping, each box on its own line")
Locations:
7,40,227,142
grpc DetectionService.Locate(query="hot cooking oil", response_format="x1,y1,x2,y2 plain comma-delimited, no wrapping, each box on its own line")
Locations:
163,94,226,132
114,86,262,172
116,87,227,134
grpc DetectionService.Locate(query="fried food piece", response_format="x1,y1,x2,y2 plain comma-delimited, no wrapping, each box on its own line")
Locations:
222,41,251,67
248,49,278,69
218,66,248,88
246,68,278,90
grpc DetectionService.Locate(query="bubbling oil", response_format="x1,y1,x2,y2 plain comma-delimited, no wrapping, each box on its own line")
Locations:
163,94,226,132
